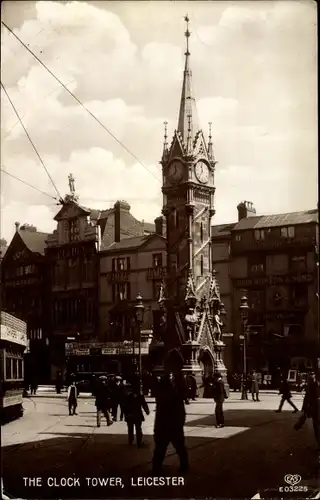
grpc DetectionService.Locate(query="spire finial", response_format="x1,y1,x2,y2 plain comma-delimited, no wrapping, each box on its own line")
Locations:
164,121,168,146
184,15,190,56
208,122,212,141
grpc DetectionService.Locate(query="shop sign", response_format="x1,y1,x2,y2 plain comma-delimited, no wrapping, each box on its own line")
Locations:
74,349,90,356
3,394,23,407
234,273,313,288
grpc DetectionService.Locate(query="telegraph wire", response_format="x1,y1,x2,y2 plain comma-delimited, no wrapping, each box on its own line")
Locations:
0,81,63,202
0,167,58,200
1,21,162,184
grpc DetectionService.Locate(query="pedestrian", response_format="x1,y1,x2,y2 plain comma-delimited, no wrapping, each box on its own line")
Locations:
175,372,189,404
30,375,38,395
275,377,299,413
56,371,63,394
212,372,227,428
111,377,124,422
95,378,113,427
301,371,320,449
67,380,78,415
186,373,197,401
122,380,149,447
251,370,260,402
152,374,189,474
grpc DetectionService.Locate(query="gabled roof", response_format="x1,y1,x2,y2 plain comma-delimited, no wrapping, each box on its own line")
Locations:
19,230,49,255
102,233,165,253
211,208,318,236
233,209,318,231
54,200,91,221
211,223,237,238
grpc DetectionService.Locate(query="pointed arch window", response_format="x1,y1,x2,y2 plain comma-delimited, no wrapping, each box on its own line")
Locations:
200,255,204,276
200,222,203,243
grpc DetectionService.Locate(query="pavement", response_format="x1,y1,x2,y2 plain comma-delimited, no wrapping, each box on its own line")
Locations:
2,392,319,499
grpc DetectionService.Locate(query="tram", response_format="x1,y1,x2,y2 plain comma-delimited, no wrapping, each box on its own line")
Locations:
0,311,28,422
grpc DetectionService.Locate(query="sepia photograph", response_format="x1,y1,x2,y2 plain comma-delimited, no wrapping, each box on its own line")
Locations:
0,1,318,499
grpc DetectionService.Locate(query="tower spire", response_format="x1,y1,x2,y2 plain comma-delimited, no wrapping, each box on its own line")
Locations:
208,122,213,159
177,15,200,147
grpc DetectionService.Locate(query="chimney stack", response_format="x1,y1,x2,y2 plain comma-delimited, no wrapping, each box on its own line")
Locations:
237,201,256,222
114,200,130,243
15,221,20,232
155,216,165,236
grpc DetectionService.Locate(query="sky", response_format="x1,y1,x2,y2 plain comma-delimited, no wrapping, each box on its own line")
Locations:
1,0,317,243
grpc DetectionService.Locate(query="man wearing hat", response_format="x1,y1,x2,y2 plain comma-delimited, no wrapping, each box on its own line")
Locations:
212,372,227,428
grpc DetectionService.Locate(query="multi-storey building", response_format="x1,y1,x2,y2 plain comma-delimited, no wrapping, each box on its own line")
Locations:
1,177,155,381
211,201,319,376
90,217,166,376
0,223,50,381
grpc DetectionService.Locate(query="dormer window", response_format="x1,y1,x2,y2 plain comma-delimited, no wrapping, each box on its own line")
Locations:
69,218,79,242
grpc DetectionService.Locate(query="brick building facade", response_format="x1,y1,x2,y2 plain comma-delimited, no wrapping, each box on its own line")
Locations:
1,180,156,381
211,201,319,376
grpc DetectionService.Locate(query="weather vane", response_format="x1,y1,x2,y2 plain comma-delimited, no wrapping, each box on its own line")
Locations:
184,14,190,56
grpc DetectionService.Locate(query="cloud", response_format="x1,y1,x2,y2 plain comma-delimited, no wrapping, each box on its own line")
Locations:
1,0,317,244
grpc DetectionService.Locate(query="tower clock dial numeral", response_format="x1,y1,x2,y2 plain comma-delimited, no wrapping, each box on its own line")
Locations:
168,160,183,182
195,161,209,184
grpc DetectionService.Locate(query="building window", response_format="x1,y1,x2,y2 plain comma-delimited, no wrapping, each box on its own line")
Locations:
5,356,12,380
254,230,265,240
250,263,265,274
117,258,126,271
235,235,241,242
200,255,204,276
249,289,265,310
69,219,79,242
113,282,131,302
153,253,163,268
281,226,295,238
200,223,203,243
172,209,179,229
291,284,308,307
112,259,116,271
290,255,306,273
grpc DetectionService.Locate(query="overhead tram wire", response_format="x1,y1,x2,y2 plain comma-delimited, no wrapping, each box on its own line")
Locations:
0,81,63,203
1,21,161,184
0,168,59,201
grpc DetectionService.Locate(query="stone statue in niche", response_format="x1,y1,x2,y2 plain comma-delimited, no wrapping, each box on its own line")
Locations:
213,309,223,343
185,308,199,342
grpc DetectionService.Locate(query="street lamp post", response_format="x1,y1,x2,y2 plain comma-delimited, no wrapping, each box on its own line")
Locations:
134,293,145,393
239,294,249,400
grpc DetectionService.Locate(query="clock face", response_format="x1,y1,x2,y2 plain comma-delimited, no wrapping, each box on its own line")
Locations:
195,161,209,184
168,160,183,182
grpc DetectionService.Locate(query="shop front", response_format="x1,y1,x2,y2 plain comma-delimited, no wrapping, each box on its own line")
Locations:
65,336,152,380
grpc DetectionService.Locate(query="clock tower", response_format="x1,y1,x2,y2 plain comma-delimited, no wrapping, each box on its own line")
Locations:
156,16,228,387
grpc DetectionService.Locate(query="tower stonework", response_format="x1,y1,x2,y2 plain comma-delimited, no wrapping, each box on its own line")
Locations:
154,17,228,390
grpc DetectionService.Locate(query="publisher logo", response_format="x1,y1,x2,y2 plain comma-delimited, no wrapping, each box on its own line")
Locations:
284,475,301,486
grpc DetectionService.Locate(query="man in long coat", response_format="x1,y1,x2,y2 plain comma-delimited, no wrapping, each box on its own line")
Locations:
152,374,189,474
251,370,260,402
95,379,113,427
122,381,149,447
212,372,227,428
